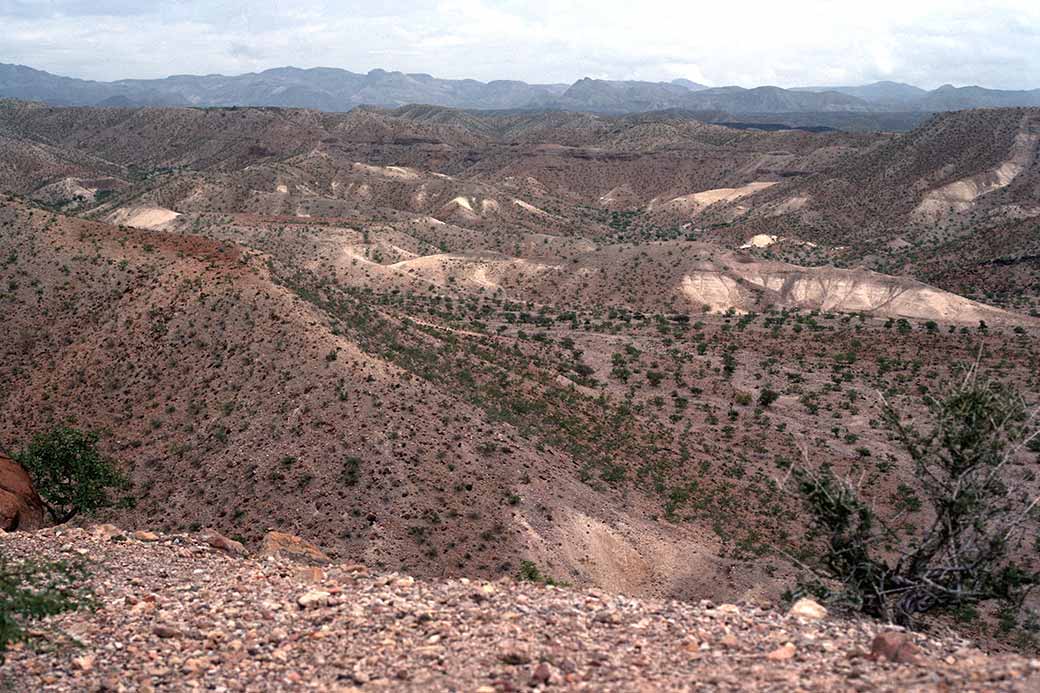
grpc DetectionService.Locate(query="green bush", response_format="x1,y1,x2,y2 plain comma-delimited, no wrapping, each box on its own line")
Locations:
789,362,1040,627
341,456,361,486
0,554,92,662
517,559,569,587
15,427,129,523
758,389,780,408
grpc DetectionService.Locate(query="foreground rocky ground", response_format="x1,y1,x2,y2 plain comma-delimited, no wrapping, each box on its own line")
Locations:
2,527,1039,692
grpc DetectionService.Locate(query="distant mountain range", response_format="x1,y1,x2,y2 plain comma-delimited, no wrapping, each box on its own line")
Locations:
3,63,1040,115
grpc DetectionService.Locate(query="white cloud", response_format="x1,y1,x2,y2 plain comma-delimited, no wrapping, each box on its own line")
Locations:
0,0,1038,89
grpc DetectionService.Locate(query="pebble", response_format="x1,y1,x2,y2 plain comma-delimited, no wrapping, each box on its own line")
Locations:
297,590,331,609
2,529,1036,692
767,643,797,661
152,625,180,639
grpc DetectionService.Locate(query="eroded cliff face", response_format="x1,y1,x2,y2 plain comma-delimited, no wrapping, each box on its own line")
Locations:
679,256,1019,324
912,125,1040,221
0,452,45,531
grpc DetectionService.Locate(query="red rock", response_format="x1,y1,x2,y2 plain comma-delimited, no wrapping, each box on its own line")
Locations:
293,566,326,583
259,530,330,564
869,632,921,664
767,643,797,661
530,661,552,685
719,634,740,649
198,528,248,556
153,625,181,639
72,654,95,672
0,453,46,531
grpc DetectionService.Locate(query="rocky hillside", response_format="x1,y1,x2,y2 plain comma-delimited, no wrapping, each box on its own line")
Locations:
653,108,1040,314
1,103,1039,648
5,192,1038,601
3,526,1039,691
12,101,1038,313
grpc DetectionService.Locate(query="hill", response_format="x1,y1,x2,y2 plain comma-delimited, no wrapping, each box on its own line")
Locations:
687,108,1040,312
1,102,1039,644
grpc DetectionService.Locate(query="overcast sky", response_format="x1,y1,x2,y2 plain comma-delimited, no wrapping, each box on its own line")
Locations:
2,0,1039,89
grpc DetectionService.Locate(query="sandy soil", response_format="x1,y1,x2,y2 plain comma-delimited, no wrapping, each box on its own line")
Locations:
913,129,1038,220
106,205,181,230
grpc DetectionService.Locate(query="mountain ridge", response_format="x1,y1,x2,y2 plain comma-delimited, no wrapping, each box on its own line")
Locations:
4,62,1040,115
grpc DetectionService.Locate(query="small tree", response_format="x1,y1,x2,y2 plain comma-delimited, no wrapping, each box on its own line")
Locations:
15,427,129,524
788,361,1040,627
0,554,92,662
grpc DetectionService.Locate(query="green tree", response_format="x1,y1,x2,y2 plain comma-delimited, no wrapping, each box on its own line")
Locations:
15,427,129,523
788,361,1040,627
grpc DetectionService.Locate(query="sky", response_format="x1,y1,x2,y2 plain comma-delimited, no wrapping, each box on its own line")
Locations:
2,0,1039,89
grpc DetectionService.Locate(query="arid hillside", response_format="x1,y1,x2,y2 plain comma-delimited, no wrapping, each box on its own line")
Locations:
2,103,1039,620
3,103,1036,319
689,109,1040,312
0,197,663,586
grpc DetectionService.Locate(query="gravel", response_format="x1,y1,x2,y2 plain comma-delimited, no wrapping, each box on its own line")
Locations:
3,526,1039,691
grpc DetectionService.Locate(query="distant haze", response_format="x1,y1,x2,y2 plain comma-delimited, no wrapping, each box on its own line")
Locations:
1,0,1039,90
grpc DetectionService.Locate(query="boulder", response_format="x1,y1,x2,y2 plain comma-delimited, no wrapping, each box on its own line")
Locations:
259,531,330,565
198,528,248,556
869,631,921,664
787,597,828,620
89,524,126,540
0,453,46,531
296,589,331,609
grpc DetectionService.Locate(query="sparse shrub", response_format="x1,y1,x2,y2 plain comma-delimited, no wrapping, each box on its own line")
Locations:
788,362,1040,627
722,351,737,377
341,456,361,486
517,559,544,582
758,388,779,408
0,555,93,662
517,559,568,586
